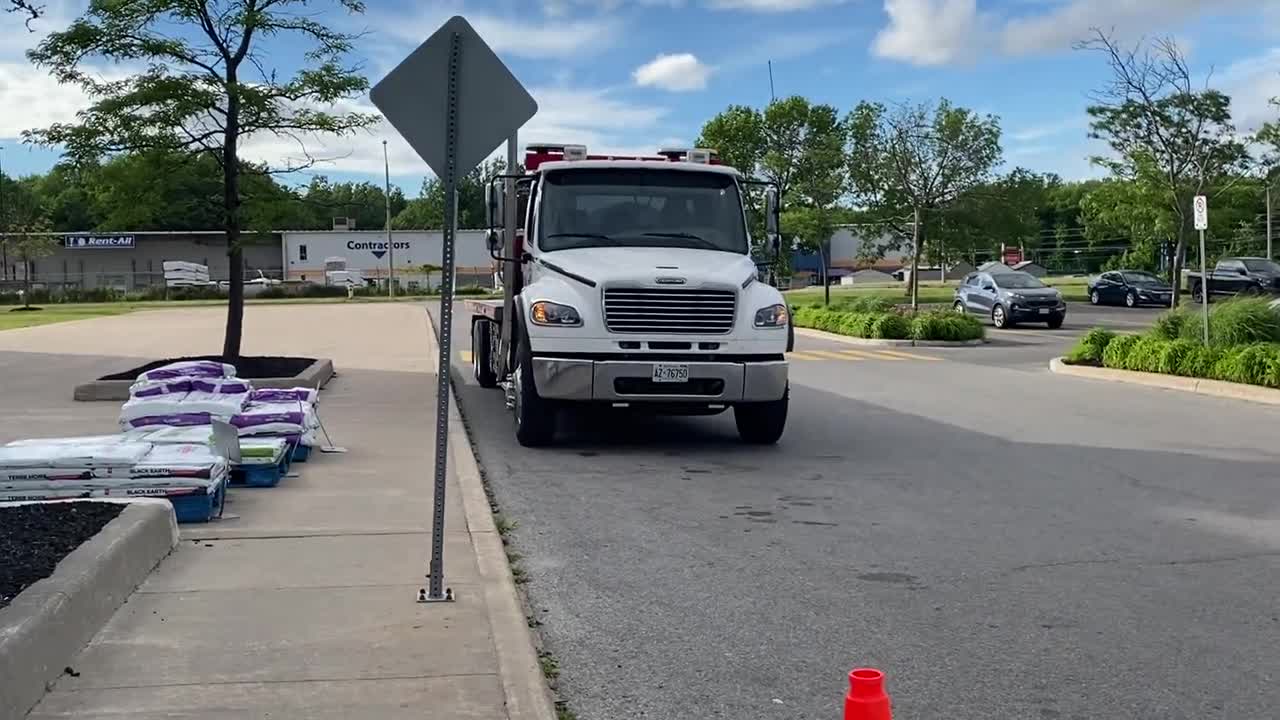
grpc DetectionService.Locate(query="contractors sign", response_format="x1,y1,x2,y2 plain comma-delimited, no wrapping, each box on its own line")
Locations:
346,238,410,259
64,234,136,249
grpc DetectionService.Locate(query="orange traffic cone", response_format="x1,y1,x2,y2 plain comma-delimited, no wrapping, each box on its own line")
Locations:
844,668,891,720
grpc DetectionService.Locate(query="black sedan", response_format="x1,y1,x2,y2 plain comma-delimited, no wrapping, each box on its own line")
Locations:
1088,270,1174,308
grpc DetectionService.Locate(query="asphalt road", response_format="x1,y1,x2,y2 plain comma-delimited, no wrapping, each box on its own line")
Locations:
431,302,1280,720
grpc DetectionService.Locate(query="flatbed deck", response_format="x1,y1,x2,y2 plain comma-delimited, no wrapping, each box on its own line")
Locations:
464,298,503,322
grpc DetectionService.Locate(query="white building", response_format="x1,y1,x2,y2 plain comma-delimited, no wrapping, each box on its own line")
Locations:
281,229,494,288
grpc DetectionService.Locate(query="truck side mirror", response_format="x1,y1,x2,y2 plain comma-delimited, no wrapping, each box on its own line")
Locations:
765,186,780,255
485,181,504,229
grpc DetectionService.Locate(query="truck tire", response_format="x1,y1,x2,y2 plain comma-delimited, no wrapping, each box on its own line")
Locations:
472,319,498,388
786,321,795,353
513,332,556,447
734,386,788,445
1191,281,1204,303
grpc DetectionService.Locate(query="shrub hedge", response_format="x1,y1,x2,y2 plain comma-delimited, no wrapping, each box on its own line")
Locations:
791,305,984,342
1065,298,1280,388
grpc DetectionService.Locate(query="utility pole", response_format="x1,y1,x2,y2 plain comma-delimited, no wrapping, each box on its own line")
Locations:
0,145,7,281
1267,181,1273,261
767,60,776,103
383,140,395,297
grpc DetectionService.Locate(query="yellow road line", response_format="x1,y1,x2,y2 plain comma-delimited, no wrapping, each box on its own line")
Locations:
871,349,941,361
807,350,852,360
834,349,879,359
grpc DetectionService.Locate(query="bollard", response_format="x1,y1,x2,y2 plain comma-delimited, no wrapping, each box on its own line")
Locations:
844,667,892,720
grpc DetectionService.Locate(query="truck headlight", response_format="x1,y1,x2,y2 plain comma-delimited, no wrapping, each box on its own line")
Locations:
754,304,789,328
530,301,582,327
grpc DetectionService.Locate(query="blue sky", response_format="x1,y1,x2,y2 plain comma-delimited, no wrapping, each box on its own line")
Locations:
1,0,1278,195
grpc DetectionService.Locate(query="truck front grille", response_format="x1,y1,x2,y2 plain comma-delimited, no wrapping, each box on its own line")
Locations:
603,287,737,335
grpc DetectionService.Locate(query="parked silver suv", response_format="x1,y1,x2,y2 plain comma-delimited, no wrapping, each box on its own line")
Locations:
954,271,1066,329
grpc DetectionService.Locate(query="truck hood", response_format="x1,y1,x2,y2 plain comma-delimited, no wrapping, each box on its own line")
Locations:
540,247,758,288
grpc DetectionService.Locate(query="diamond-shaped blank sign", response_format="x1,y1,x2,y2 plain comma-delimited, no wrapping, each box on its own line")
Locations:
371,15,537,179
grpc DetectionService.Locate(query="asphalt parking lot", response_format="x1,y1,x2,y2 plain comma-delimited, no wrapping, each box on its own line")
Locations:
432,301,1280,720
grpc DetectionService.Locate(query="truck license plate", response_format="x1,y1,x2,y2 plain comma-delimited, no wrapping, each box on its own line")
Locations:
651,363,689,383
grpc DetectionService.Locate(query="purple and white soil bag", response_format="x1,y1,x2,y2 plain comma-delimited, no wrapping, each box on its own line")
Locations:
121,412,215,431
249,387,318,404
136,360,236,383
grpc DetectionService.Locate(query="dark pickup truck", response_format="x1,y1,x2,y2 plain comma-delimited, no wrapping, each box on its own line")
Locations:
1186,257,1280,301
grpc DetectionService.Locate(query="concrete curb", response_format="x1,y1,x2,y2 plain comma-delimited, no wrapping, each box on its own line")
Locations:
73,358,335,401
423,308,558,720
796,327,986,347
0,499,178,720
1048,357,1280,406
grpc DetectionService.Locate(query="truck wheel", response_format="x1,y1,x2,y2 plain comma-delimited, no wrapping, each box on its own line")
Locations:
786,322,795,353
734,387,788,445
513,334,556,447
1192,283,1204,303
472,319,498,388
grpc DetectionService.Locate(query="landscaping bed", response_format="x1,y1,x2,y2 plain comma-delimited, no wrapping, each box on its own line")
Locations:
99,355,316,381
791,298,985,343
0,503,123,608
1063,298,1280,388
78,355,333,401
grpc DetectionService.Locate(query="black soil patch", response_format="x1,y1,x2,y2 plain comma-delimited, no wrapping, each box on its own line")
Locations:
98,355,317,381
1,503,124,609
8,306,44,312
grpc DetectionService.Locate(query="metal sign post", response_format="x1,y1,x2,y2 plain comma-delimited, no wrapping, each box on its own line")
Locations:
371,15,537,604
1193,194,1209,345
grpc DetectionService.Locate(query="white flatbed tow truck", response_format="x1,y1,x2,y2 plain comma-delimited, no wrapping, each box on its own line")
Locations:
465,143,792,447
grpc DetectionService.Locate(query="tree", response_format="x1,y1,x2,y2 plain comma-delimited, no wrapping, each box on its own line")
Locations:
393,158,509,230
25,0,378,360
297,177,407,231
4,192,55,307
1076,30,1249,306
7,0,40,26
696,105,766,176
847,98,1003,309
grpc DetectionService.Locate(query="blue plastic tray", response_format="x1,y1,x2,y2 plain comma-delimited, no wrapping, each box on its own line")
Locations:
231,452,291,488
170,480,225,523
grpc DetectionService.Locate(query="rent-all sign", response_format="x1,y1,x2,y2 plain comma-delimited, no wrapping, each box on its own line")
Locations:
64,234,136,249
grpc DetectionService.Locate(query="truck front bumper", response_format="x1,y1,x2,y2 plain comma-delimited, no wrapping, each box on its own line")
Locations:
531,358,788,403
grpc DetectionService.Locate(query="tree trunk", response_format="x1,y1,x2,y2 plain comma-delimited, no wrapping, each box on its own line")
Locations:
910,206,921,311
820,239,830,306
1169,221,1186,307
22,255,31,309
221,82,244,362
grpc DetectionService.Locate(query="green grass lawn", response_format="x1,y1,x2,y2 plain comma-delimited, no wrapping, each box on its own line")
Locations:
0,306,137,331
0,293,503,332
784,276,1091,305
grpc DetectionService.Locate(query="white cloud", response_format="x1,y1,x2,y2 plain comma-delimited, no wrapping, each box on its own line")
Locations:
873,0,1266,66
373,5,619,60
632,53,713,91
709,0,847,10
1009,117,1087,143
1216,48,1280,134
872,0,984,66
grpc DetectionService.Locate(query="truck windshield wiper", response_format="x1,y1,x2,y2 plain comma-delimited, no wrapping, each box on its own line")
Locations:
640,231,720,249
546,232,617,244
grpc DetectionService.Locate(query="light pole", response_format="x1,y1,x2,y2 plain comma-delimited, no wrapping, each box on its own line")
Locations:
1,145,7,281
1266,178,1273,261
383,140,395,298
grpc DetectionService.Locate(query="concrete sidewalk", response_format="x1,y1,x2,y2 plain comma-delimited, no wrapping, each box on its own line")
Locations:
4,303,552,720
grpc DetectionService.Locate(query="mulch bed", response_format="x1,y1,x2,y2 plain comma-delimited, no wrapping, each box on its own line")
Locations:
99,355,317,381
0,503,124,609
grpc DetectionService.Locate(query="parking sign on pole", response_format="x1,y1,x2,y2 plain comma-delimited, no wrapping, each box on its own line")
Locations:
1194,195,1209,343
370,15,537,603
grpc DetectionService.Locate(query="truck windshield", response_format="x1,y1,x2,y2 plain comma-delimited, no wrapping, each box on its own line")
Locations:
538,168,748,253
